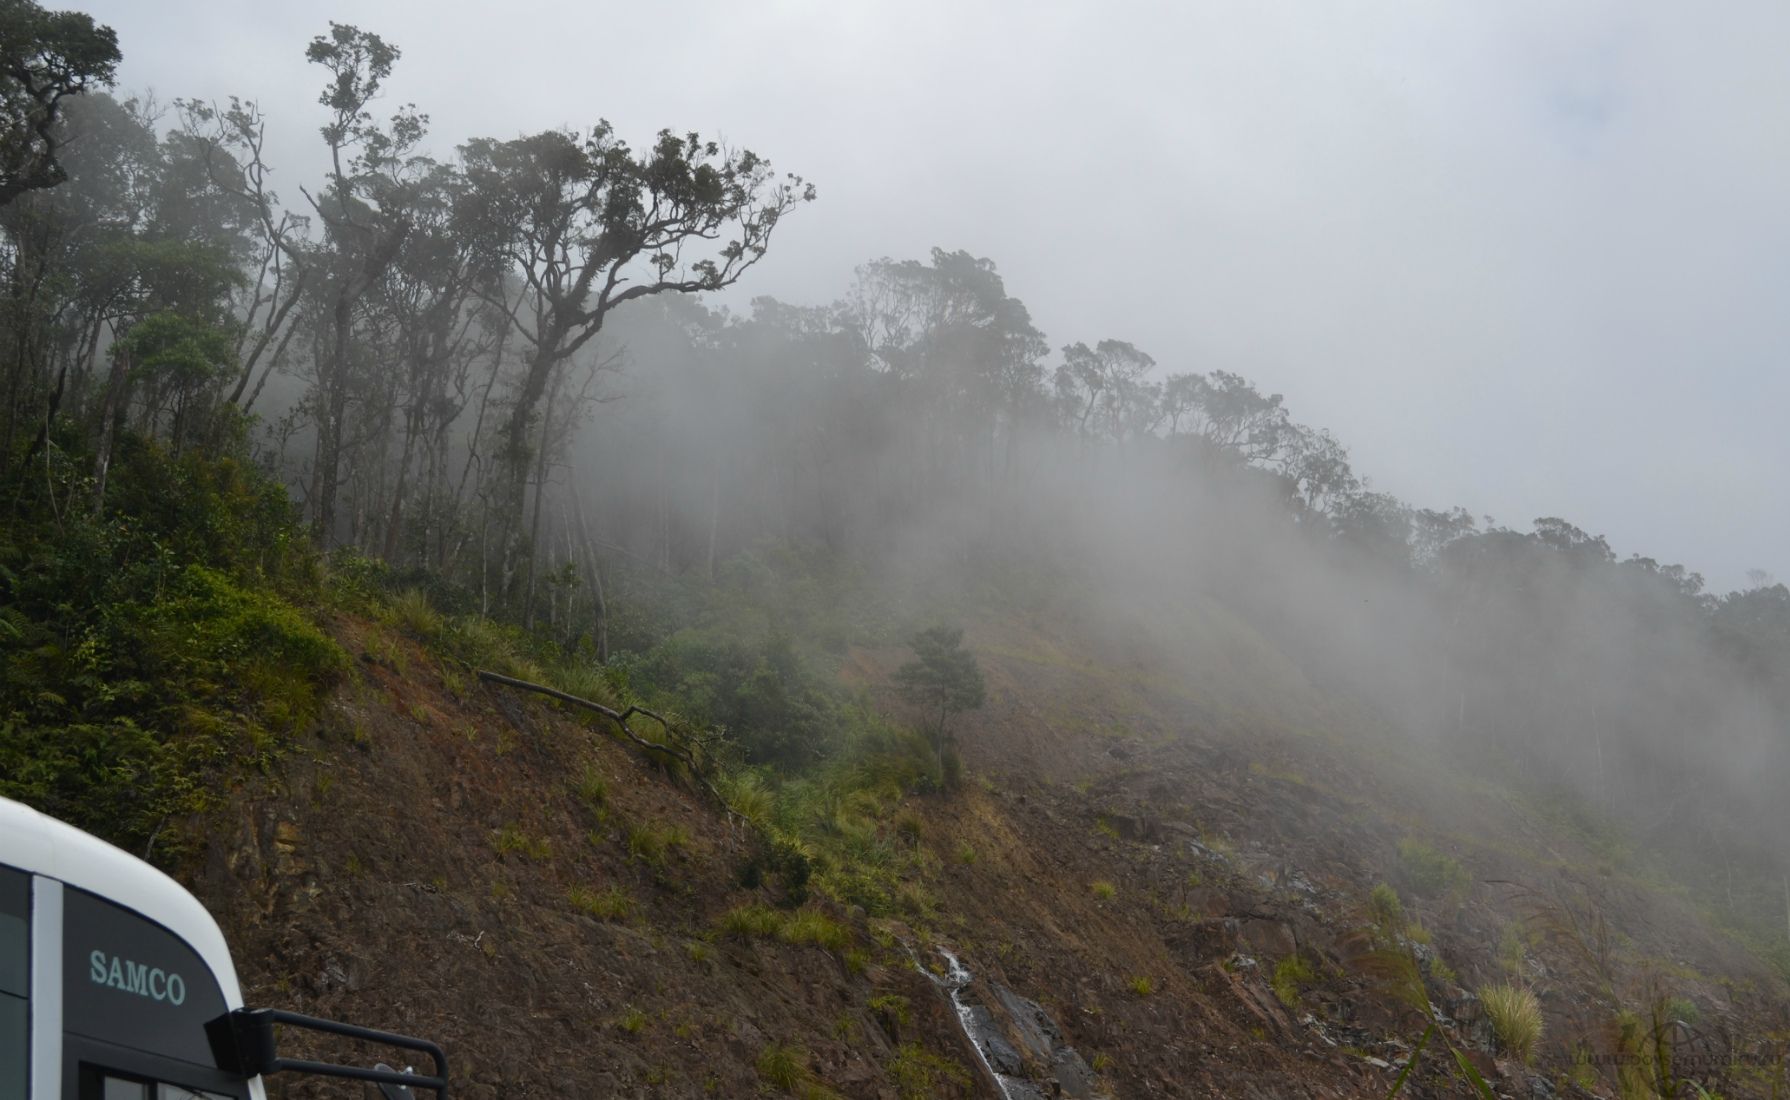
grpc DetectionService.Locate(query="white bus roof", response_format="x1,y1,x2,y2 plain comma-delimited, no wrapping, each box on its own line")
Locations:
0,797,244,1009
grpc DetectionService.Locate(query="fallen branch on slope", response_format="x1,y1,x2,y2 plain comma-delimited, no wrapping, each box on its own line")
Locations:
473,668,741,831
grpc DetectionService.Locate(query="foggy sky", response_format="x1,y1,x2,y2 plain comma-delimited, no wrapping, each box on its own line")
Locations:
82,0,1789,591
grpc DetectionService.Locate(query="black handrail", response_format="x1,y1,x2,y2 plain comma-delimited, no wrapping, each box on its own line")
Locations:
219,1007,449,1096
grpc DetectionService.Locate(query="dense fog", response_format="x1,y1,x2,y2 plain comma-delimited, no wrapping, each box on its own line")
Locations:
3,13,1787,950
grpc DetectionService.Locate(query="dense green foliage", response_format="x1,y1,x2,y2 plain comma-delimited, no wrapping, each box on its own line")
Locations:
0,433,340,855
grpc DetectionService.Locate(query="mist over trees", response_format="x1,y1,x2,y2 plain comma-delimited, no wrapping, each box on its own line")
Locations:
3,9,1789,930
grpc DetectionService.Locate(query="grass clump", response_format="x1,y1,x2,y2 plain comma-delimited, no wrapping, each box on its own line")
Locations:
1090,879,1117,901
1369,882,1404,933
1397,838,1470,898
385,587,444,639
889,1043,970,1100
572,765,608,808
756,1041,807,1092
868,993,911,1030
616,1005,649,1035
1479,982,1543,1064
626,820,689,867
779,908,852,951
716,898,853,951
1272,954,1316,1006
568,885,634,921
493,823,551,861
720,903,786,938
1128,975,1155,997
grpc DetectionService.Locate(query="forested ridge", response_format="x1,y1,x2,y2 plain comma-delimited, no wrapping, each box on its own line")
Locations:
3,7,1790,1097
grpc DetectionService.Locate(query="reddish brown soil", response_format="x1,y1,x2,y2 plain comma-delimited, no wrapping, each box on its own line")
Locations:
181,612,1790,1098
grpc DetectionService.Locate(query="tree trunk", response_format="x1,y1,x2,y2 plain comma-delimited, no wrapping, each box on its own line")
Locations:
381,398,424,562
89,351,130,515
312,292,354,543
570,483,609,664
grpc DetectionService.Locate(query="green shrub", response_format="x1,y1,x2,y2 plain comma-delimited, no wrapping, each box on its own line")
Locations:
1480,982,1543,1063
630,629,838,769
1128,975,1155,997
1091,879,1117,901
0,441,338,858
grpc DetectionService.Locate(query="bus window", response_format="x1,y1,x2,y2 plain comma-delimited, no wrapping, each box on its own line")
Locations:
1,867,28,1100
91,1079,229,1100
100,1078,148,1100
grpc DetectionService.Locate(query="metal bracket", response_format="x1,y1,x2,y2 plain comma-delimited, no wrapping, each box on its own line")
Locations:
217,1007,448,1096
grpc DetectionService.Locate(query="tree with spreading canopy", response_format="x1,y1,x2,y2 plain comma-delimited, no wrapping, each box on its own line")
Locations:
0,0,117,206
894,625,986,780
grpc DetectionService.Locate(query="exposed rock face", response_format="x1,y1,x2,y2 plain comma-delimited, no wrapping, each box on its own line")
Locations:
925,947,1107,1100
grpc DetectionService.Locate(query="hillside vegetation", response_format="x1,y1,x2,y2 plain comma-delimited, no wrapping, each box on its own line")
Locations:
2,6,1789,1098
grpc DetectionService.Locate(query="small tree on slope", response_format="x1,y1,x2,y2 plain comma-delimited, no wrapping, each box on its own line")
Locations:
894,625,986,782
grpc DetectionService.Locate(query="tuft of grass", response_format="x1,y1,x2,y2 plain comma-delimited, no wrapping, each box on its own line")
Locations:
1479,982,1543,1064
717,770,777,829
893,812,924,846
627,820,689,867
720,903,786,939
1128,975,1155,997
1397,838,1470,898
573,765,608,807
1091,879,1117,901
956,842,978,864
617,1005,649,1035
386,588,444,638
1271,955,1316,1006
685,939,713,964
1369,882,1404,932
493,823,551,861
568,885,634,921
868,993,911,1029
756,1041,807,1092
889,1043,970,1100
779,908,852,951
1428,953,1458,985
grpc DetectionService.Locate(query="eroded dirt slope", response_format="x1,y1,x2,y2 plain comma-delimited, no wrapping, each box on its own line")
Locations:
183,610,1790,1098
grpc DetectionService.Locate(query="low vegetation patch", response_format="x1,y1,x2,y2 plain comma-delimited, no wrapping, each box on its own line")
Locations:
756,1041,808,1091
888,1043,971,1100
1271,954,1316,1006
1479,982,1543,1064
1396,838,1470,898
568,885,634,921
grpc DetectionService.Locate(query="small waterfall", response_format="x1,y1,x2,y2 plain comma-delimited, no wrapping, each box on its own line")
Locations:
915,946,1031,1100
